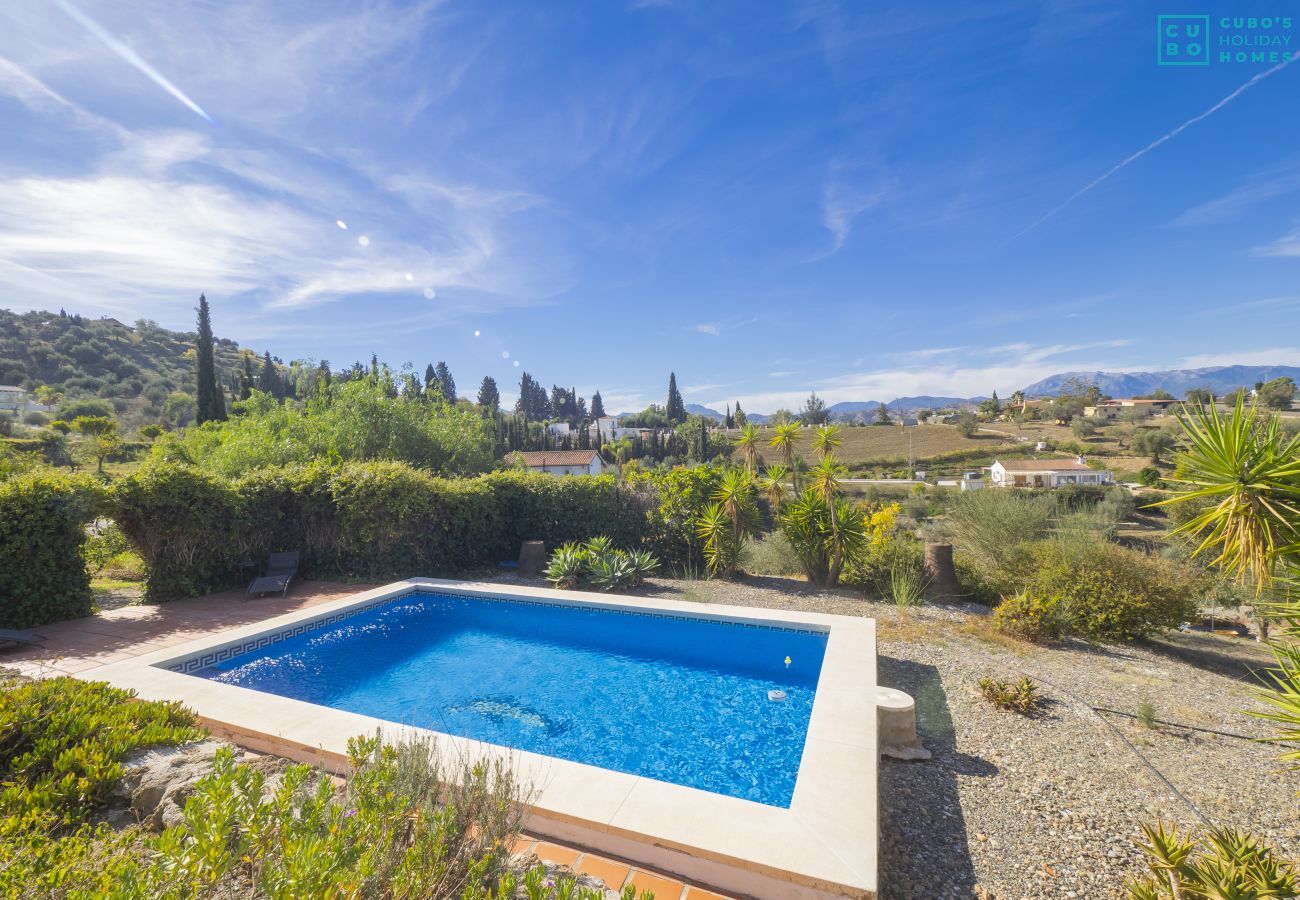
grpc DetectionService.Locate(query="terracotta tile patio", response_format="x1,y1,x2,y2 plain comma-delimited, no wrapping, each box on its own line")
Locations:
0,581,741,900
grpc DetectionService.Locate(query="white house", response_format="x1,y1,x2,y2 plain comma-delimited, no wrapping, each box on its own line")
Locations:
989,457,1113,489
506,449,604,477
545,422,572,438
589,416,620,440
0,385,26,411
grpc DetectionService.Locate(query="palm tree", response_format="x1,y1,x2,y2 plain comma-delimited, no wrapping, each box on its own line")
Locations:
770,422,801,488
1160,398,1300,765
806,455,847,502
1010,389,1026,411
734,422,761,473
811,424,842,461
759,464,791,511
698,468,760,578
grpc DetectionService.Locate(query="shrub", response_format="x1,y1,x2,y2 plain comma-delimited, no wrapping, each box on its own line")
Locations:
779,489,870,587
992,591,1067,643
625,464,725,573
114,462,650,602
0,473,103,627
945,489,1053,569
0,677,203,831
952,551,1008,606
1023,541,1198,641
745,531,804,576
977,676,1041,714
1137,466,1162,487
22,410,49,427
886,563,926,613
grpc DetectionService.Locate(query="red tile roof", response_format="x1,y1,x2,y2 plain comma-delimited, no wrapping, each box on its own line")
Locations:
506,450,600,467
995,458,1094,472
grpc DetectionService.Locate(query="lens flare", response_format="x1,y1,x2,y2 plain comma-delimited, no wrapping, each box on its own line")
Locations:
358,235,370,247
423,287,436,300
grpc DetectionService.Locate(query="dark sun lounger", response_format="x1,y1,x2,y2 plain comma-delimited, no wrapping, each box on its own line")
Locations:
246,551,300,598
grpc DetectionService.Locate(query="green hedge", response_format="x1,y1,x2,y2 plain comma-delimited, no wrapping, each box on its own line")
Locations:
112,462,650,602
0,473,103,627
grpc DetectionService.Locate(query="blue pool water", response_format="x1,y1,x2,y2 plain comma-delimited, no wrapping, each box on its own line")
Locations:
193,591,828,806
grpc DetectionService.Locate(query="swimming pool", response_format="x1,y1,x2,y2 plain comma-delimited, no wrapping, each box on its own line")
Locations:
90,580,879,898
191,591,828,807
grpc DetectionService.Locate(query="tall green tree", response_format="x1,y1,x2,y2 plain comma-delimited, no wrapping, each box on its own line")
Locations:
194,294,226,424
666,372,685,424
477,376,500,415
258,352,282,399
799,392,829,425
734,402,746,427
434,362,456,402
237,352,255,401
590,391,605,419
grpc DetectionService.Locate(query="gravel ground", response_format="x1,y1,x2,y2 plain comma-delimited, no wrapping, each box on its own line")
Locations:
490,571,1299,899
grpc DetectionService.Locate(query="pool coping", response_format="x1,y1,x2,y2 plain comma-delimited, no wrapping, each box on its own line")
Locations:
83,579,878,900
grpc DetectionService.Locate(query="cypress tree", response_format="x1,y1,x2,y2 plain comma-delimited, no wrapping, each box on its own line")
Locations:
434,362,456,402
259,351,281,398
666,372,685,424
477,376,500,414
194,294,226,423
590,391,605,419
238,352,255,400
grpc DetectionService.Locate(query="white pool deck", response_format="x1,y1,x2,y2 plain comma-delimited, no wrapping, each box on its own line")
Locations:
84,579,879,899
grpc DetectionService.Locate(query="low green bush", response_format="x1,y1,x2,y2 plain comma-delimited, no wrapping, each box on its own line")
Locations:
745,531,804,576
0,473,103,627
0,677,203,832
0,679,649,900
1022,541,1198,642
991,591,1068,643
977,676,1041,714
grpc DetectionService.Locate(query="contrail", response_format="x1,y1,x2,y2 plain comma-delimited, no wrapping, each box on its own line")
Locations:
1009,54,1297,242
52,0,213,123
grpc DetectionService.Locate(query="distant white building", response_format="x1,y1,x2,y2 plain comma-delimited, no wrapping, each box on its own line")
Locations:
990,458,1113,489
506,449,604,477
545,422,572,438
0,385,26,411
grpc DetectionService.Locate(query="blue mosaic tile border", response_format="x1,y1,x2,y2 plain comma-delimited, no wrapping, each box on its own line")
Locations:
162,586,824,674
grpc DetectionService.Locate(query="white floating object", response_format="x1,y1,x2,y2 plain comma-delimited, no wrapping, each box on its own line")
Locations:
767,689,787,702
358,235,370,247
423,287,436,300
335,219,348,230
404,273,414,282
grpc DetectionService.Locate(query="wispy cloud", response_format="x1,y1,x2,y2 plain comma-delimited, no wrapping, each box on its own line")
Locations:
820,161,894,254
1254,226,1300,258
1172,160,1300,227
695,323,721,335
1010,55,1299,241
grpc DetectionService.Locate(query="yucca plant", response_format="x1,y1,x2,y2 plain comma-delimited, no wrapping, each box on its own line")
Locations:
778,488,868,587
810,424,842,461
769,423,802,490
759,464,791,511
1127,822,1298,899
1129,399,1300,896
697,469,761,579
734,423,762,473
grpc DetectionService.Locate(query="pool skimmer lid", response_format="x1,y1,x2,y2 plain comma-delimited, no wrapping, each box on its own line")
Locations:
767,689,787,702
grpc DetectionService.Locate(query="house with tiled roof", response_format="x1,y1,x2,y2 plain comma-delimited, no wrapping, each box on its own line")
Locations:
989,457,1112,489
505,449,604,477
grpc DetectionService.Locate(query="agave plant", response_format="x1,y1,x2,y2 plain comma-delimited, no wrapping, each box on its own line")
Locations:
587,551,637,592
544,543,587,589
583,535,616,557
627,549,659,584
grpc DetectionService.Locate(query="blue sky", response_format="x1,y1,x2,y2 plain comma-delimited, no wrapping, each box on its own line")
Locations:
1,1,1297,413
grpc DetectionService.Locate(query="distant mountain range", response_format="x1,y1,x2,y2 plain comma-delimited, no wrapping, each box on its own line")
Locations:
669,365,1298,422
1019,365,1300,399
